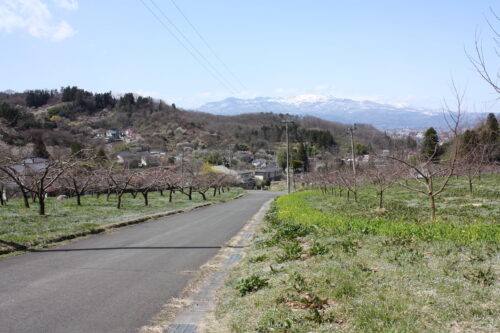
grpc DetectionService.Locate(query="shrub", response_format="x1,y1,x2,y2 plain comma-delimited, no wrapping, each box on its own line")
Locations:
309,241,328,256
277,241,302,262
236,275,269,296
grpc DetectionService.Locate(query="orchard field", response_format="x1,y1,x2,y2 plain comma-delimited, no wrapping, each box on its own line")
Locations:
213,175,499,332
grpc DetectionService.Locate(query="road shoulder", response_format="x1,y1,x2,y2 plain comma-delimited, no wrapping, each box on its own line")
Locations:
139,198,274,333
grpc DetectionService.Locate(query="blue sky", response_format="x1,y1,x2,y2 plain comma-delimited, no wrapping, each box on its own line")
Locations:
0,0,498,111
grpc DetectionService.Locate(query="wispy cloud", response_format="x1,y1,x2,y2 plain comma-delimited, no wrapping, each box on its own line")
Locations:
0,0,77,41
53,0,77,11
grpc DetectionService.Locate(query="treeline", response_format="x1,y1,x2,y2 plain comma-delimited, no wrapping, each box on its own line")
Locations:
0,86,393,154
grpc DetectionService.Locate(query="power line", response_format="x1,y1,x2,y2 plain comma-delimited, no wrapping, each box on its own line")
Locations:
139,0,237,93
144,0,239,94
148,0,239,93
169,0,247,91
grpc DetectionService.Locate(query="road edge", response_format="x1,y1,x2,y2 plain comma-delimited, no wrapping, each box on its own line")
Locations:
0,192,247,257
138,197,275,333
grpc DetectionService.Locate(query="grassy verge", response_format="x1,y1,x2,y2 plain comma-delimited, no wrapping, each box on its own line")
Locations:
212,176,499,332
0,188,244,250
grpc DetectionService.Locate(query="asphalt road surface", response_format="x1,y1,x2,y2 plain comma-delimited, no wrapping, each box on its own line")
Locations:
0,191,280,333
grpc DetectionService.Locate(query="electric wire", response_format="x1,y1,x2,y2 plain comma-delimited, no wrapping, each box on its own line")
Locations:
169,0,247,90
138,0,236,93
146,0,239,94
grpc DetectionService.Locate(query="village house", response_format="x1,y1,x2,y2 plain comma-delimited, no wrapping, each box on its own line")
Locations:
254,167,283,181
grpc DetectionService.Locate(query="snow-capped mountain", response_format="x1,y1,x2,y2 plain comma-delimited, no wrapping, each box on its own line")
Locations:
198,95,470,130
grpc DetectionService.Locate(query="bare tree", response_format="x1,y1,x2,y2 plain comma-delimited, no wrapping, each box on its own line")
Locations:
466,7,500,96
60,161,97,206
366,162,403,209
456,131,490,196
0,154,32,208
335,167,359,202
160,169,180,203
129,168,162,206
108,168,134,209
388,85,464,220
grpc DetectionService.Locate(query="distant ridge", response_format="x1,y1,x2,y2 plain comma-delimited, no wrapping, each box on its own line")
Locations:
198,95,487,130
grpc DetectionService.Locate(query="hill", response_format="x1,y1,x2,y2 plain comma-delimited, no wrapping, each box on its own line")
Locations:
0,88,400,162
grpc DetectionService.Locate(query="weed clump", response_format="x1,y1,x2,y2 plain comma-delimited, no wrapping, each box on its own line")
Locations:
236,274,269,296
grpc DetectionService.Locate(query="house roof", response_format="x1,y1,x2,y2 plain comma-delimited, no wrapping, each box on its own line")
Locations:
255,167,282,173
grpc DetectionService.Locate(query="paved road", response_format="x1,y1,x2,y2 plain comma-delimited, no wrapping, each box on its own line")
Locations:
0,191,279,333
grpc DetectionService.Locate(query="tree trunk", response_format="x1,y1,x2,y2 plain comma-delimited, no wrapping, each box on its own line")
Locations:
131,191,137,199
159,190,163,196
213,186,217,197
38,194,45,215
379,191,383,209
169,188,174,203
20,188,30,208
117,193,123,209
188,187,192,200
430,195,436,221
468,174,473,197
142,191,149,206
218,187,221,195
199,191,206,200
76,193,81,206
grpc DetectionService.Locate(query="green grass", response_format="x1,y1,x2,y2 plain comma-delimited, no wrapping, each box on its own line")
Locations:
277,175,500,244
212,175,499,332
0,188,243,248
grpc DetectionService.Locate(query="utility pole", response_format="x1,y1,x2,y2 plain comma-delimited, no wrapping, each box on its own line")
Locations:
282,119,294,194
347,124,357,201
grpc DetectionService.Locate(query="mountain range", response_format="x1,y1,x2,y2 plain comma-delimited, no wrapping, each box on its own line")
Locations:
198,95,486,130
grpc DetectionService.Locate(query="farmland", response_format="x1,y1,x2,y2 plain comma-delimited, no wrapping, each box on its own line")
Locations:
212,175,499,332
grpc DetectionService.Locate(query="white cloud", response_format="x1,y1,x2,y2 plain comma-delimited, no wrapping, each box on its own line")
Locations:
53,0,77,10
0,0,76,41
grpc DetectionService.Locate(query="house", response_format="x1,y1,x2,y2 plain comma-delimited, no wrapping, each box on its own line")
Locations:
138,151,161,167
106,130,119,138
254,167,283,181
252,159,268,168
236,152,254,163
4,158,50,197
116,151,141,168
211,165,239,176
124,128,134,137
211,165,256,189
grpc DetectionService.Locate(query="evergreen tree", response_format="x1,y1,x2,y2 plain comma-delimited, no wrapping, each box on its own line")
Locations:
32,136,50,159
482,113,498,144
0,102,19,124
421,127,441,160
95,147,108,164
297,142,309,172
461,129,479,156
